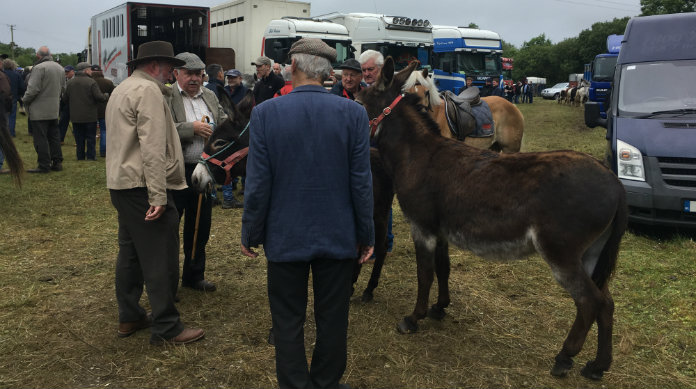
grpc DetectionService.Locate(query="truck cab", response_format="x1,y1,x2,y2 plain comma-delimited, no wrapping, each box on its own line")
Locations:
586,13,696,227
431,26,503,94
585,34,622,119
263,17,354,68
318,13,433,71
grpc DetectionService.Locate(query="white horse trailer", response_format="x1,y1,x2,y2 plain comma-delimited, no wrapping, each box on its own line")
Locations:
90,2,210,84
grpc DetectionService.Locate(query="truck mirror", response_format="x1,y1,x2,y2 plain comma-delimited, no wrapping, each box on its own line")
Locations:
584,102,607,129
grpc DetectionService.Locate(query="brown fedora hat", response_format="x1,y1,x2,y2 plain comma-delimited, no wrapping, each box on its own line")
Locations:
127,41,186,67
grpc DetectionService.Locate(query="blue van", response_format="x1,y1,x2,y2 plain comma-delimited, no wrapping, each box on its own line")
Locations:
586,12,696,227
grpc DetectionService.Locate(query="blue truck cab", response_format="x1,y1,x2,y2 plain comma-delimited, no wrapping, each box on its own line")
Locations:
584,34,622,119
586,12,696,227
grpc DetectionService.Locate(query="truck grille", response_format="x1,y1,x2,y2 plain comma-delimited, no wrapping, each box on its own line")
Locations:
658,157,696,188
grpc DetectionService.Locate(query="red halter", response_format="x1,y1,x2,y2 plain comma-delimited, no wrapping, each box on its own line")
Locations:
200,147,249,186
369,93,404,137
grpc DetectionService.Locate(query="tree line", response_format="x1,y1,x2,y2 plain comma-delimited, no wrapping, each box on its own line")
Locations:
0,42,79,68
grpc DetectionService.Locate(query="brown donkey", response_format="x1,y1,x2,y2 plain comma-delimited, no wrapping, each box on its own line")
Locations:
356,58,627,380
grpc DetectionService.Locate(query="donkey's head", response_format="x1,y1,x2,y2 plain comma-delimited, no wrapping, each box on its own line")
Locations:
357,57,419,122
191,90,254,192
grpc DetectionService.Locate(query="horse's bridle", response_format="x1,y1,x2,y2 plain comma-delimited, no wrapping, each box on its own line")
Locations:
369,93,405,138
198,121,250,187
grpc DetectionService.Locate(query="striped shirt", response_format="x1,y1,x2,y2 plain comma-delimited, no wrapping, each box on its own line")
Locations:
176,83,214,163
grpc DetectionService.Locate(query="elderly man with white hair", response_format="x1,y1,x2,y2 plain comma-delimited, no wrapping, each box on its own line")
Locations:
358,49,385,86
241,38,374,389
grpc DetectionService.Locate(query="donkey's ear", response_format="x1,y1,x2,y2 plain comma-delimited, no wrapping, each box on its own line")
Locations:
381,56,395,85
421,68,429,79
238,90,255,118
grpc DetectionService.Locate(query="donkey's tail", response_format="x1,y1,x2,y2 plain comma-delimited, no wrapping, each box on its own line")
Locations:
591,188,628,289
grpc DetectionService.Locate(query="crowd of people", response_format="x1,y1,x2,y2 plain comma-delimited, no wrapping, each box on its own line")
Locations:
473,75,538,104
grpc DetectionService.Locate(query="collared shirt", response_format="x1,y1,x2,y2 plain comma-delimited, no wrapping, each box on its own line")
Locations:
176,83,213,163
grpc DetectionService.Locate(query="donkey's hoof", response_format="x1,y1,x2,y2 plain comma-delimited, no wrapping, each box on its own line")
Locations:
396,317,418,334
427,305,446,321
580,361,605,380
361,290,374,303
550,356,573,377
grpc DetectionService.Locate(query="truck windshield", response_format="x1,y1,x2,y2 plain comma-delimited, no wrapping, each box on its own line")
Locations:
592,56,617,82
265,38,354,68
362,43,432,71
617,60,696,116
434,51,501,76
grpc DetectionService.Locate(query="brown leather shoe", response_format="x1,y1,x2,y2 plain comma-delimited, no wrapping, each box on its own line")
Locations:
183,279,216,292
118,313,152,338
151,328,205,345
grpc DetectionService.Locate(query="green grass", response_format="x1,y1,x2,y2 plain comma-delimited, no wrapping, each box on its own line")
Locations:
1,100,695,388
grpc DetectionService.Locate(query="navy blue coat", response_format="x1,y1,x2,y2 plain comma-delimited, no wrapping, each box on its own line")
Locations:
241,85,374,262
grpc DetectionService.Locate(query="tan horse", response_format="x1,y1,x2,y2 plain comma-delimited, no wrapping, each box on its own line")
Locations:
403,69,524,153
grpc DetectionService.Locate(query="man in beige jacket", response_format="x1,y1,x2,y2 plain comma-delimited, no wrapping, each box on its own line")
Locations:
105,41,204,346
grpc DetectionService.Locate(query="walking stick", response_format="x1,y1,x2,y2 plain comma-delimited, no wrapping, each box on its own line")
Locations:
191,192,203,261
191,115,211,262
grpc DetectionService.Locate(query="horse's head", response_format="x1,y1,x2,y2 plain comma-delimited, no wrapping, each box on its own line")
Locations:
191,90,254,192
402,67,442,111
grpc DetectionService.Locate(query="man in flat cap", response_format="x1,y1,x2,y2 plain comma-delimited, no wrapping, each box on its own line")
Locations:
241,38,374,389
329,58,366,100
251,55,284,105
62,62,108,162
169,52,230,292
106,40,204,345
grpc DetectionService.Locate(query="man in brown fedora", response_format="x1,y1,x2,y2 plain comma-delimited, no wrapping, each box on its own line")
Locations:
105,40,204,346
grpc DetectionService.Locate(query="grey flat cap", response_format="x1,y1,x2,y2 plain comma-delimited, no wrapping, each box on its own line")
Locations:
251,56,272,67
288,38,336,63
75,62,91,71
174,52,205,70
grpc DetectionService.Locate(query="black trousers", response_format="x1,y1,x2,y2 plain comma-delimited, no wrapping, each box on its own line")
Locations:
173,163,212,285
268,258,353,389
30,119,62,170
73,121,97,160
110,188,184,341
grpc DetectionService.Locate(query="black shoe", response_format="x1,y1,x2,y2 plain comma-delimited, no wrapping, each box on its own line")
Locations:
221,199,244,209
51,163,63,172
27,168,50,174
183,279,216,292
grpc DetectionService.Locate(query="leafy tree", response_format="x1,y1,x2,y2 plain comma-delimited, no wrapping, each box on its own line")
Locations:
1,41,79,68
640,0,696,15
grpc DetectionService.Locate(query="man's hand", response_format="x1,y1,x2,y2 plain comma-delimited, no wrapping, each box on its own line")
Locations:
193,121,213,138
145,205,165,221
357,245,374,264
241,244,259,258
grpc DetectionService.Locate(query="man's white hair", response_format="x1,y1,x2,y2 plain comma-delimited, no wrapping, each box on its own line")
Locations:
292,53,332,82
358,50,384,67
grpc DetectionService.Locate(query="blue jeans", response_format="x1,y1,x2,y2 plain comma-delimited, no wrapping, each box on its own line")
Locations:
8,100,17,137
98,118,106,157
73,122,97,160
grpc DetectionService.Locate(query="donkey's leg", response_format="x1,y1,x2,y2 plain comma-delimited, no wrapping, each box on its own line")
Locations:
361,196,392,302
581,285,614,380
397,225,437,334
549,264,605,378
428,237,450,320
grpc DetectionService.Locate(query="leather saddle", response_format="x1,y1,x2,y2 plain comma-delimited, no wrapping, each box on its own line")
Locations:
440,87,494,140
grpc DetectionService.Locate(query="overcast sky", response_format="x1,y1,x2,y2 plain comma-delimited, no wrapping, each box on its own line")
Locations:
0,0,642,54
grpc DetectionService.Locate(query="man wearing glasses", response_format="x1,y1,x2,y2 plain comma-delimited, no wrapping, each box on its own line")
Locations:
329,58,365,100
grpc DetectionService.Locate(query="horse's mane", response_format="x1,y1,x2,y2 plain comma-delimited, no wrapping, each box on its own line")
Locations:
398,92,443,136
402,71,443,107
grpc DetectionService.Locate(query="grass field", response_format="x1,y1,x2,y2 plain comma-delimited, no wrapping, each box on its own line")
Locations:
1,99,695,388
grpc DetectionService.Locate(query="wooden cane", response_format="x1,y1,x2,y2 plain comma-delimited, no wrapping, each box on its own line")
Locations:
191,192,204,261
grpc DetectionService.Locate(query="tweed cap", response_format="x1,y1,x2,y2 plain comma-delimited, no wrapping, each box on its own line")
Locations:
288,38,336,62
251,56,272,67
174,52,205,70
75,62,91,71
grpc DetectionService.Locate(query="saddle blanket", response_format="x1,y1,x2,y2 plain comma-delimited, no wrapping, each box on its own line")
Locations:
469,100,495,138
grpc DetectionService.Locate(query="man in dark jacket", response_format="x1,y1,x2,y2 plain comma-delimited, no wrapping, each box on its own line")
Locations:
3,59,26,137
491,78,505,97
251,56,284,105
224,69,247,105
329,58,365,100
63,62,108,161
90,65,114,157
241,38,374,389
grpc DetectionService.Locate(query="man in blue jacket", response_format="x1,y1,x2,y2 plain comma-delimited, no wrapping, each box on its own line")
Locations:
241,38,374,389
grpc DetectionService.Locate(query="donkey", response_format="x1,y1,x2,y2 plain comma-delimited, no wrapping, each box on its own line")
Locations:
191,91,254,192
356,58,627,380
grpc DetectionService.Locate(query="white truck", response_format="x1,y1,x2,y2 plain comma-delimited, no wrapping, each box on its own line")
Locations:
318,12,434,71
89,2,210,84
262,17,353,68
210,0,310,75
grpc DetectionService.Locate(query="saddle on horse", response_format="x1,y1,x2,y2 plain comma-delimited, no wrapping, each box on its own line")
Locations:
441,87,495,141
